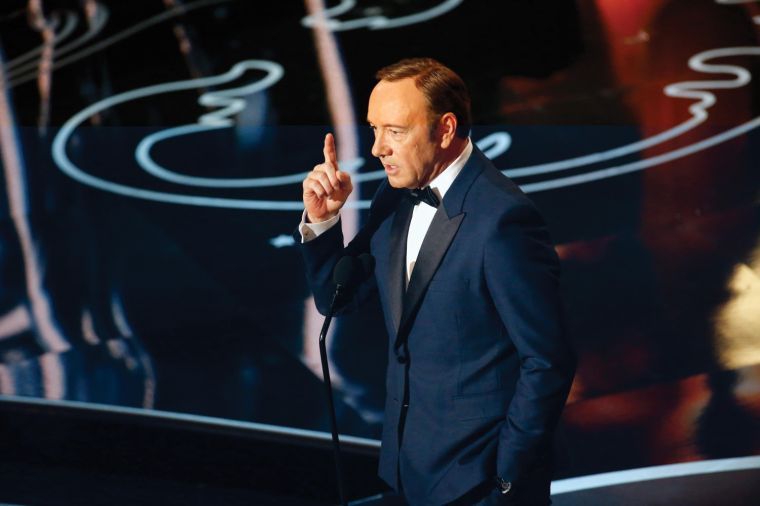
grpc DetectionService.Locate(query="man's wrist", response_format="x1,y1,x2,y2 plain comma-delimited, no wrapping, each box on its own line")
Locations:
306,211,337,224
300,211,340,243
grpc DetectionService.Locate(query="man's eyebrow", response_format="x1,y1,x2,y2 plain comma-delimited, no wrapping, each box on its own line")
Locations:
366,121,407,129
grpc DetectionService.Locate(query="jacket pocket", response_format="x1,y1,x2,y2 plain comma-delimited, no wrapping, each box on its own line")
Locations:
453,389,508,421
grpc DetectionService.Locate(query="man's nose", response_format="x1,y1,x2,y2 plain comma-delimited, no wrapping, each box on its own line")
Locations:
371,132,390,158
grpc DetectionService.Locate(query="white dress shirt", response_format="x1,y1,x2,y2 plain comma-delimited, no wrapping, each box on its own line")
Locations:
403,139,472,284
300,139,473,285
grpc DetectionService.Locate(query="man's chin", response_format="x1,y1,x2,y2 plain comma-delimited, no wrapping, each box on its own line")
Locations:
386,175,412,189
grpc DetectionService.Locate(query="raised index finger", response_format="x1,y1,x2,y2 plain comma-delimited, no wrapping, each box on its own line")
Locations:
323,133,338,167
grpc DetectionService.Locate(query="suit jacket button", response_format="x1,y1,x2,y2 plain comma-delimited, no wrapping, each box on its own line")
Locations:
397,354,407,364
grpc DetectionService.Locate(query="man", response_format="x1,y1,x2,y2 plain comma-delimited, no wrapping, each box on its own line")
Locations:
298,58,575,505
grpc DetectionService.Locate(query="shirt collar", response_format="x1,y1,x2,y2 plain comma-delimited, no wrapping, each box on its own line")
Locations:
429,138,472,200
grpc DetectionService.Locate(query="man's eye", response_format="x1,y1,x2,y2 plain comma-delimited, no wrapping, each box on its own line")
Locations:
390,129,401,135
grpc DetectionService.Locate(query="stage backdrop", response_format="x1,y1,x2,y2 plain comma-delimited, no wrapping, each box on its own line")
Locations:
1,0,759,479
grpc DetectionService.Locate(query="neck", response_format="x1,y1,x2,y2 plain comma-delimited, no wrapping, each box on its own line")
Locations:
421,137,468,187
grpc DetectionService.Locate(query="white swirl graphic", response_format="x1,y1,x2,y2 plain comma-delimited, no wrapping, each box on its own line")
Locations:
301,0,464,31
51,0,760,207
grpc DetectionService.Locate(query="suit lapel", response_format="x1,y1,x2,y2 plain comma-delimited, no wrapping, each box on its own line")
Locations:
388,197,414,334
391,145,488,352
393,207,464,351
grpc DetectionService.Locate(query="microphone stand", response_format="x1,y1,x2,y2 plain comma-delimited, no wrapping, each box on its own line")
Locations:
319,286,348,506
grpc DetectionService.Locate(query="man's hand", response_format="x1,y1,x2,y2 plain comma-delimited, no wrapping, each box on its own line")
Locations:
302,133,353,223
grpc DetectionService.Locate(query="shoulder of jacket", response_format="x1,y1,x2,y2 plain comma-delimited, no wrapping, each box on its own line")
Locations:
468,166,537,216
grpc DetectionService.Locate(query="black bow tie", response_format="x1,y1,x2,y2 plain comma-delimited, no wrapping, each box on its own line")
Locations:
407,186,440,208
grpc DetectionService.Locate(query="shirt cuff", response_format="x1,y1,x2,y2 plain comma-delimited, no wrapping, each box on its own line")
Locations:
299,211,340,243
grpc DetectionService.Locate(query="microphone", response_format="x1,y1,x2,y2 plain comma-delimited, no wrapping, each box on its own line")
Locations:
333,255,362,292
319,253,374,506
330,254,375,311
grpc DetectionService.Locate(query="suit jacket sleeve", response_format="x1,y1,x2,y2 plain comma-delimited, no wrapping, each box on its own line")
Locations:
484,203,576,483
295,215,374,316
295,181,398,316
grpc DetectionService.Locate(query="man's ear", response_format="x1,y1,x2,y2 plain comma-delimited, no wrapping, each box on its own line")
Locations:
438,112,458,149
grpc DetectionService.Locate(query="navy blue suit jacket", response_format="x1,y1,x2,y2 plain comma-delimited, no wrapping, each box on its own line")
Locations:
300,147,575,505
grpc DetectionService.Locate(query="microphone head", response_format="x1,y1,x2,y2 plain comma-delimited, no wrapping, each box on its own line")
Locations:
333,256,362,288
358,253,376,280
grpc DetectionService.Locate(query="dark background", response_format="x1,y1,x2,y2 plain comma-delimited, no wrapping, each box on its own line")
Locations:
1,0,759,479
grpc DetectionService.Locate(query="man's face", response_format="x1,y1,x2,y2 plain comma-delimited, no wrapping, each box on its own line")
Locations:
367,78,442,189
